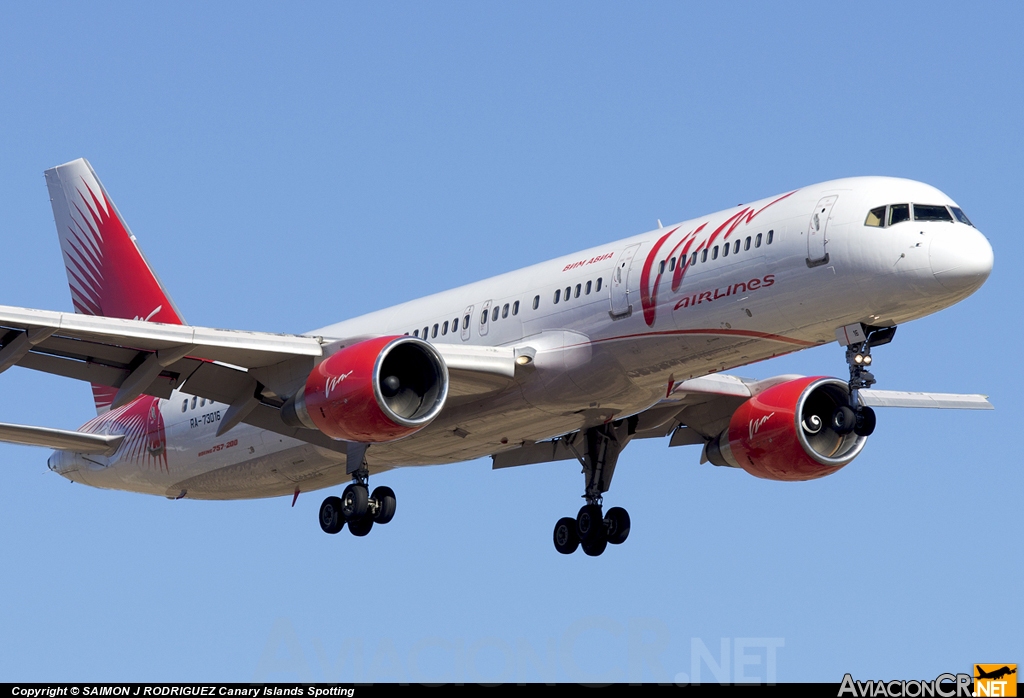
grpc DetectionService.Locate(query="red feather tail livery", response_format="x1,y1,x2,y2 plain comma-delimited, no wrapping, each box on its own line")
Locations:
44,158,186,413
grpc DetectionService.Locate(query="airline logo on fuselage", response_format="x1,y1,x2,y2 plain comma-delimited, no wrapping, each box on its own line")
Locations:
638,191,797,326
674,275,775,311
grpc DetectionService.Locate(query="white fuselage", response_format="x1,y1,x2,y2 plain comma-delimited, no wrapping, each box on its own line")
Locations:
47,176,993,499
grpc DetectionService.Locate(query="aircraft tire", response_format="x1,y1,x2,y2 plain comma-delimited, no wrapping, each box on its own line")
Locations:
854,406,876,437
831,406,857,435
348,516,373,537
581,533,608,557
319,496,344,534
553,517,580,555
576,504,604,543
341,483,369,520
371,486,397,524
605,507,630,545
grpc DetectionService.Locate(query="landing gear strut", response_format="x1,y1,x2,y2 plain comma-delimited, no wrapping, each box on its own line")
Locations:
552,418,636,557
318,447,397,537
835,324,896,438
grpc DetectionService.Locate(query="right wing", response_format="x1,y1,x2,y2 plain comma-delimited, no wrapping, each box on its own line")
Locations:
0,304,517,450
0,422,123,456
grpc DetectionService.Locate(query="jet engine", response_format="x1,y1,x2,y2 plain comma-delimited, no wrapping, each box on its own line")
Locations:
704,376,867,481
281,336,449,442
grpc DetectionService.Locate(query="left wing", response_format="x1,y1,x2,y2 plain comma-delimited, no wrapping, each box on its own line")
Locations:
491,372,993,469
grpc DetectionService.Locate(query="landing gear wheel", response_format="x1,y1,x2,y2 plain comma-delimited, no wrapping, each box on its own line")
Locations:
553,517,580,555
854,406,876,437
831,406,857,435
371,486,397,524
604,507,630,545
576,504,604,543
319,496,344,534
581,532,608,557
341,483,369,520
347,516,373,537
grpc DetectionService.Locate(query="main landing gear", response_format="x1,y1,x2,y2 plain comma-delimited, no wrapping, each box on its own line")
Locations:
833,324,897,438
553,418,636,557
318,463,396,537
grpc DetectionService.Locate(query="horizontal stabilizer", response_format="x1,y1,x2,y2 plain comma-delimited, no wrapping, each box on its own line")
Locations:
0,422,124,455
858,389,993,410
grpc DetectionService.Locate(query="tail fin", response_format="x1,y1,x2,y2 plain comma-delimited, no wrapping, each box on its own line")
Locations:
44,158,186,414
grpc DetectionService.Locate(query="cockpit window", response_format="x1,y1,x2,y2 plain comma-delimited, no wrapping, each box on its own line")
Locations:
888,204,910,226
951,207,974,226
913,204,953,222
865,206,886,227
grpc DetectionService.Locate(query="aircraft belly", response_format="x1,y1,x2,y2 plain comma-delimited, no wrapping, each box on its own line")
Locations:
168,442,349,500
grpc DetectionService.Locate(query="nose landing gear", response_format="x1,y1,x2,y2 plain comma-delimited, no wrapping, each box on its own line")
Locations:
834,324,896,437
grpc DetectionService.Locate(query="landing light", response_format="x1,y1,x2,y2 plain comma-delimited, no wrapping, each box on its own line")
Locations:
863,355,872,365
854,354,864,364
516,355,533,365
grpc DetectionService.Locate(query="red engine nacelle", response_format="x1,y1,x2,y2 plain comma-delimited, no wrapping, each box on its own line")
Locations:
281,335,449,442
705,376,867,481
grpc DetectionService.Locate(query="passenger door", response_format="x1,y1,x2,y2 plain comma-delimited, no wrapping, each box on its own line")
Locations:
609,243,641,317
807,195,837,267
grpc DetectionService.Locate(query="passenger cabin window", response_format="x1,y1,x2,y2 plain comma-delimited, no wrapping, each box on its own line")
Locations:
481,310,488,325
564,286,571,301
690,251,697,266
889,204,910,226
533,295,540,310
701,249,708,263
453,317,459,332
432,324,438,338
181,399,188,413
585,280,592,295
670,257,676,271
596,278,603,292
463,314,470,328
512,301,519,315
492,307,499,322
442,321,449,335
744,236,751,251
574,284,581,298
755,233,762,248
722,242,729,257
712,245,719,260
413,329,419,337
423,326,428,338
502,303,509,318
914,204,953,222
767,230,774,244
659,260,666,275
554,289,561,304
191,396,197,410
733,240,740,254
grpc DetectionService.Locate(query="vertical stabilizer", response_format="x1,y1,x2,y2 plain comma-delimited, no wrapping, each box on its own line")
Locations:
44,158,186,414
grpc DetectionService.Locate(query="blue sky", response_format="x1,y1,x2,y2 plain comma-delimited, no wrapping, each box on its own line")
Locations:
0,1,1020,683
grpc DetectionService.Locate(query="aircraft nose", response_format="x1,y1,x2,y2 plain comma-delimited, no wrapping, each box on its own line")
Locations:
930,226,993,295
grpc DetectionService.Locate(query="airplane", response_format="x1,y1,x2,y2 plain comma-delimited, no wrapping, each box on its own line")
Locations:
0,158,994,556
975,666,1016,681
